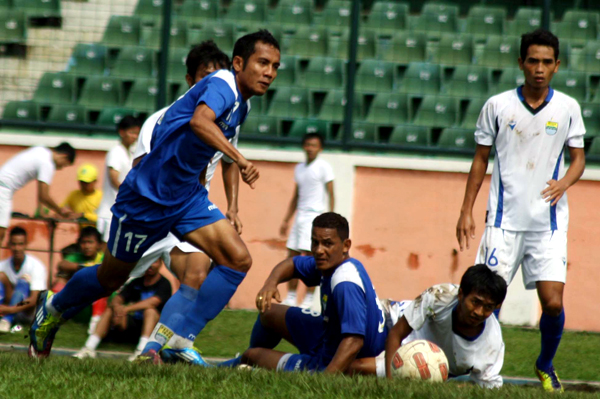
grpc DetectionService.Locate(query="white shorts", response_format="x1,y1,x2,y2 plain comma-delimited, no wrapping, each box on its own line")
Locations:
0,186,12,228
286,211,320,253
96,216,111,243
475,226,567,290
129,233,202,278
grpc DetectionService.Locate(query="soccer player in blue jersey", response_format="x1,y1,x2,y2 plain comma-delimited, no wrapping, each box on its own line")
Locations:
230,213,387,373
28,30,281,360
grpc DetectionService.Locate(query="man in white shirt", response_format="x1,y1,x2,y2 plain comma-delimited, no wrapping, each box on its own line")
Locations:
456,29,586,392
96,116,141,242
280,133,334,308
0,226,47,332
0,143,75,245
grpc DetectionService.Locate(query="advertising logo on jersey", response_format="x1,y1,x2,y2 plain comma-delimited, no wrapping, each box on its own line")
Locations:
545,121,558,135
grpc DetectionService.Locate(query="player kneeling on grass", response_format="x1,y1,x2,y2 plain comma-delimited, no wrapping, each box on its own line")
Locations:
347,264,507,388
227,212,387,373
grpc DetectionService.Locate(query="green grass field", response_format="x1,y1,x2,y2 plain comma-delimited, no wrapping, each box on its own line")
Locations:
1,310,599,398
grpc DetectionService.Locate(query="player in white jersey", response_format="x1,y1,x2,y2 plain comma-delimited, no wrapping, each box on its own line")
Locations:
456,29,586,392
347,265,507,389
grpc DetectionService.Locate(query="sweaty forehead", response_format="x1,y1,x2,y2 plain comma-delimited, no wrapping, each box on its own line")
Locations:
312,227,340,241
526,44,556,59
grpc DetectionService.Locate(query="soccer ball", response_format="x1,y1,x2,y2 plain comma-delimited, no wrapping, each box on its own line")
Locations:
390,339,449,383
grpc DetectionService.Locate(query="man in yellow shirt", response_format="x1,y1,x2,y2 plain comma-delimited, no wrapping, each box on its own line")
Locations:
61,164,102,227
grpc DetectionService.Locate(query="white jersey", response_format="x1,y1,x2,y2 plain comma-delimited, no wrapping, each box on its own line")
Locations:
387,284,504,389
0,255,47,291
0,147,55,192
97,143,136,219
295,158,334,213
476,87,585,232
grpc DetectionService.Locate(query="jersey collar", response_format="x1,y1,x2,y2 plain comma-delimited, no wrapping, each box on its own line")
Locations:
516,85,554,115
451,304,486,342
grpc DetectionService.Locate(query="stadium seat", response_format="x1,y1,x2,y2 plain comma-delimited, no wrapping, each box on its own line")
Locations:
2,101,40,122
552,10,599,42
409,3,459,35
78,77,123,110
348,123,377,143
580,103,600,138
167,47,188,82
268,0,313,27
101,16,142,48
428,34,474,66
187,22,235,55
267,87,311,119
134,0,164,24
124,78,165,112
14,0,60,19
141,19,188,50
397,62,441,96
412,96,458,128
0,0,10,9
438,127,476,150
47,104,88,124
314,1,352,28
66,43,108,76
225,0,267,28
363,2,408,33
389,125,431,146
270,55,297,87
493,67,525,94
327,29,376,61
377,31,426,64
111,46,156,79
288,119,329,138
0,11,26,43
179,0,220,25
508,7,543,37
241,115,280,136
465,6,506,37
476,36,519,69
551,70,587,102
460,98,487,129
570,41,600,74
33,72,76,105
443,65,490,98
364,93,409,126
588,137,600,156
286,26,328,58
354,60,395,93
96,107,137,127
318,89,363,122
302,57,344,90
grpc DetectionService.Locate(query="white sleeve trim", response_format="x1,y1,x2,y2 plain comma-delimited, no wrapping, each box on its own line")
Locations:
331,261,365,293
212,70,238,101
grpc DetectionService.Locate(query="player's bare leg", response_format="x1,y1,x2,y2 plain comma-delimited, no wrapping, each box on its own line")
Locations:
242,348,288,370
169,247,211,289
283,250,301,306
346,357,377,376
255,304,294,344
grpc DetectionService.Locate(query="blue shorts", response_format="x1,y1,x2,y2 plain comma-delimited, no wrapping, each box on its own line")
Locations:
107,183,225,262
285,306,325,356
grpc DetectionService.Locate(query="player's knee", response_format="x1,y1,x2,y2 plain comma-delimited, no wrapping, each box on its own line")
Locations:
182,269,207,289
143,307,160,321
258,307,281,329
229,251,252,273
541,299,563,317
241,348,259,366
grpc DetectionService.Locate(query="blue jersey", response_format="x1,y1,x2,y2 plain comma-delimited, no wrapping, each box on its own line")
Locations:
293,256,388,364
124,69,249,206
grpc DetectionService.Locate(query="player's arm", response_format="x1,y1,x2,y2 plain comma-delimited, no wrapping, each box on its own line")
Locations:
38,181,70,217
384,316,414,379
122,296,162,313
190,104,259,188
327,180,335,212
280,184,299,237
255,258,296,313
456,144,492,251
0,290,40,315
222,160,242,234
325,334,365,374
107,167,121,190
542,146,585,206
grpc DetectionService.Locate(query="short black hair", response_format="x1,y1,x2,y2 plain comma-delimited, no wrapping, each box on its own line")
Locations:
302,133,324,147
312,212,349,241
186,40,230,78
460,264,507,306
78,226,102,244
520,29,559,61
233,29,280,70
117,115,141,131
9,226,27,240
54,142,76,164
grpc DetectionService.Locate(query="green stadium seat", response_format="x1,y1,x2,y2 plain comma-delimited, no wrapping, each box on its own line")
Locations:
365,93,409,125
268,0,313,27
286,26,328,58
363,2,408,33
460,98,487,129
267,87,311,119
134,0,164,24
96,107,137,127
551,71,587,102
2,101,40,122
348,123,377,143
288,119,329,138
314,1,352,28
327,29,376,61
318,89,363,122
409,3,459,35
241,115,280,136
14,0,60,19
225,0,267,28
47,104,87,124
33,72,76,105
111,46,156,79
167,47,188,82
179,0,220,25
493,67,524,94
377,31,426,64
428,34,474,66
552,10,599,42
0,0,10,9
187,22,235,54
354,60,395,93
270,55,297,87
465,6,506,37
101,16,142,48
580,103,600,138
397,62,441,95
588,137,600,156
0,11,26,43
66,43,107,76
141,19,188,50
302,57,344,90
124,78,165,112
438,127,476,150
412,96,458,128
443,65,490,98
478,0,530,19
570,41,600,74
389,125,431,146
78,77,123,110
476,36,519,69
508,7,543,37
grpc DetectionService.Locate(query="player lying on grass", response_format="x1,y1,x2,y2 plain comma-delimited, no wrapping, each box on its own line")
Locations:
346,264,507,388
28,30,280,360
224,212,387,373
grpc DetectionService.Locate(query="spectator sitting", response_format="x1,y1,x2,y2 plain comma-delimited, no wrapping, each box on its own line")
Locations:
0,226,47,333
73,259,172,361
60,163,102,229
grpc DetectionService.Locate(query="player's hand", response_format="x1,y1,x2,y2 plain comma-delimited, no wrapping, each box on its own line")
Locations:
542,179,568,206
0,305,9,316
237,158,259,189
256,284,281,313
279,220,289,237
226,210,243,235
456,211,476,251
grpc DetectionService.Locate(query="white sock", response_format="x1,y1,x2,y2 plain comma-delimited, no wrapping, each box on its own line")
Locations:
376,353,386,378
303,292,314,304
136,336,149,352
285,290,297,302
167,333,194,349
85,334,101,351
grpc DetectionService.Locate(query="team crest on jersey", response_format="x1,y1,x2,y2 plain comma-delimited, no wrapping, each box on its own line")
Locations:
508,120,516,130
545,121,558,135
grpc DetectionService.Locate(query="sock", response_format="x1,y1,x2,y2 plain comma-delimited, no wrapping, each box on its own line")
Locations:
4,279,30,324
62,302,93,321
49,265,107,316
142,284,198,354
0,281,4,303
136,336,149,352
536,310,565,372
85,334,101,351
167,333,194,350
249,314,282,349
218,356,242,368
92,298,108,317
284,290,297,304
178,266,246,341
493,308,500,319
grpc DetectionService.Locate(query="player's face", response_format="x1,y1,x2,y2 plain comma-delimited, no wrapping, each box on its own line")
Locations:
146,260,162,276
78,180,96,194
302,138,322,162
311,227,351,274
458,290,497,327
187,62,221,88
79,236,101,259
119,126,140,147
234,41,280,98
8,234,26,263
518,44,560,91
54,154,72,170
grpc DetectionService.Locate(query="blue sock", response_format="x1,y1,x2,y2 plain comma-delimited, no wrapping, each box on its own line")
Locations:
249,314,282,349
217,356,242,368
178,266,246,341
3,279,30,324
0,282,4,304
50,264,108,314
493,308,500,319
536,310,565,372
